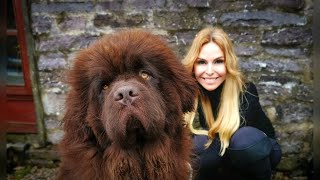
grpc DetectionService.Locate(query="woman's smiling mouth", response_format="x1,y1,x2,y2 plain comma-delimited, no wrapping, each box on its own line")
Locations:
202,77,219,83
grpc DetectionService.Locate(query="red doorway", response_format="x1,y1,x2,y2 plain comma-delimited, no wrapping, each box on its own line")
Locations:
1,0,37,133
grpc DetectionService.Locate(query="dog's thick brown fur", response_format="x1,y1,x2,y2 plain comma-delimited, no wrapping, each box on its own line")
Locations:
57,29,198,180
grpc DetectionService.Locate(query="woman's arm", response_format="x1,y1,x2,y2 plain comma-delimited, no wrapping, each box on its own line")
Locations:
241,82,275,139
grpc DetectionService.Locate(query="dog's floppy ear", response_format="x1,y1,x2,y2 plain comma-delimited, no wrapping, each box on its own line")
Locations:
62,52,93,141
62,48,105,145
170,61,198,113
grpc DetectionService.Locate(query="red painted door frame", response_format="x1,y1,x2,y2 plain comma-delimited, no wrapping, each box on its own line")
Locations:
1,0,37,133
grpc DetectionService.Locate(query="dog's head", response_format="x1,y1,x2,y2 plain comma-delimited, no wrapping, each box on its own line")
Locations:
64,29,197,148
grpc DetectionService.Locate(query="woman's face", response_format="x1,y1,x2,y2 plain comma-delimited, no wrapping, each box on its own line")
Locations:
193,42,227,91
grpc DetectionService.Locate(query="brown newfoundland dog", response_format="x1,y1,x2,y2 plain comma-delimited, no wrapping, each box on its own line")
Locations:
57,29,198,180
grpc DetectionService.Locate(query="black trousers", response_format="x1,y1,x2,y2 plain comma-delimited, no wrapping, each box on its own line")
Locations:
192,126,282,180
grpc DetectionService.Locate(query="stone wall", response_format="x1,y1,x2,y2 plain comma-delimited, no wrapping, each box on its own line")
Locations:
29,0,314,178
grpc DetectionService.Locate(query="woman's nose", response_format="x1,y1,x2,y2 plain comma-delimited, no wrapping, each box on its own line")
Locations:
205,63,214,75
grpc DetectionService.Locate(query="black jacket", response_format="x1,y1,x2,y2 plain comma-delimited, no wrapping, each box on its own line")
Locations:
197,82,275,139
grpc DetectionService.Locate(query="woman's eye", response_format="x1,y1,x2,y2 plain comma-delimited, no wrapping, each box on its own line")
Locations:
215,59,224,64
196,59,206,65
139,71,151,80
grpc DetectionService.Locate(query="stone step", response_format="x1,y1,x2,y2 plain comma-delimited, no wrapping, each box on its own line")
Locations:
7,143,60,170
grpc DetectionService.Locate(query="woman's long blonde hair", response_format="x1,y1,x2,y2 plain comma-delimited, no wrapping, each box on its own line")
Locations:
183,26,245,156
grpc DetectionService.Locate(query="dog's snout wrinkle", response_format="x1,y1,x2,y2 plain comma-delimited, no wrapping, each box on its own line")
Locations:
114,85,139,105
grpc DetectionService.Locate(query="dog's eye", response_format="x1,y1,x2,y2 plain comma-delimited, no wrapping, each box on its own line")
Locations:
139,71,150,80
102,85,108,90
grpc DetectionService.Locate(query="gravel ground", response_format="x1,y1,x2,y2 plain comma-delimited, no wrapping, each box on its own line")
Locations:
7,166,309,180
7,166,57,180
6,143,60,180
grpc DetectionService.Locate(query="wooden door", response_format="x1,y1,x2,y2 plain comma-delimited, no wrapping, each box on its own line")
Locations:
1,0,37,133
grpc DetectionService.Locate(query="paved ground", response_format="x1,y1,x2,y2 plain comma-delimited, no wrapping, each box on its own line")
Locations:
7,166,57,180
6,144,310,180
6,144,59,180
7,166,306,180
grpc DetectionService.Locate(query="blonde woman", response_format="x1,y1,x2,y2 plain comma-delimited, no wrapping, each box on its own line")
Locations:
183,26,281,179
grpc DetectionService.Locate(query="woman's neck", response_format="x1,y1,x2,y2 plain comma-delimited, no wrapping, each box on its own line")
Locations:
200,82,224,100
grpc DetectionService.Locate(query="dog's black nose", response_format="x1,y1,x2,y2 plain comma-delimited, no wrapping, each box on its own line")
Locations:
114,85,139,105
